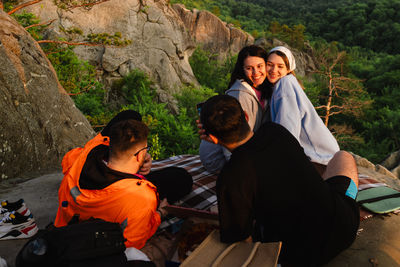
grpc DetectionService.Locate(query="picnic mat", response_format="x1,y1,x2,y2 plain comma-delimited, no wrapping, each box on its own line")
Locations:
358,174,385,221
151,155,218,229
152,155,400,226
357,174,400,216
355,174,400,220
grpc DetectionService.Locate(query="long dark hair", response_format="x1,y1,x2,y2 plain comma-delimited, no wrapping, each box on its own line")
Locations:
229,45,273,99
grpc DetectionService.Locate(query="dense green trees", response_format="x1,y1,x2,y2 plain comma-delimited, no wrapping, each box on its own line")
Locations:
172,0,400,163
171,0,310,49
310,0,400,54
171,0,400,54
347,53,400,161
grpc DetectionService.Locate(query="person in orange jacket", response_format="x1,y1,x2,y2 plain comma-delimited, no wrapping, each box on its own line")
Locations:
55,111,192,255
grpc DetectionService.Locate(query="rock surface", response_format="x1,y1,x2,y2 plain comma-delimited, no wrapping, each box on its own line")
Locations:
352,152,398,180
0,10,94,180
0,162,399,266
172,4,254,61
381,149,400,178
25,0,198,95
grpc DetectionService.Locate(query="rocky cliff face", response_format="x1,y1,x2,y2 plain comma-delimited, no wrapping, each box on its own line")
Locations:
351,153,398,180
25,0,198,99
172,4,254,60
24,0,255,96
0,10,95,180
381,150,400,178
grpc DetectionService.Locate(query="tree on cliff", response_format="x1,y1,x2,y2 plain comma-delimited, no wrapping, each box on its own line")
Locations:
1,0,132,47
1,0,131,97
268,20,306,50
2,0,111,13
313,42,371,126
0,0,131,125
0,0,131,46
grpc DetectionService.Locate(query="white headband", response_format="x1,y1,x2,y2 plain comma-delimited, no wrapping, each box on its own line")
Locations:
269,46,296,72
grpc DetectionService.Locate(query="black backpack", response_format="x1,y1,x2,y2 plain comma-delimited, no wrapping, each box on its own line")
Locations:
16,218,129,267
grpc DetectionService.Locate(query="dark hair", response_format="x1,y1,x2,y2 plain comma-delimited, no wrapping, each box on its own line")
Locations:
229,45,273,99
109,119,149,158
200,95,250,144
101,110,142,136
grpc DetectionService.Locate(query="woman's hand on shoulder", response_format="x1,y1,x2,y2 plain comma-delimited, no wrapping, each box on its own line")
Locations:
197,119,213,143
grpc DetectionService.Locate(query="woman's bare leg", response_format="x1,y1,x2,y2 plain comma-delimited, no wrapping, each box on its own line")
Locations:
322,151,358,187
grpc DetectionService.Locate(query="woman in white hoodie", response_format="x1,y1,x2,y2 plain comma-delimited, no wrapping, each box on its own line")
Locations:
266,46,340,174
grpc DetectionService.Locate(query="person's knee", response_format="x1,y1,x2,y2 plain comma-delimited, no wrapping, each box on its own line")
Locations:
330,151,357,168
336,150,358,185
175,167,193,195
333,150,353,161
324,150,358,184
149,167,193,203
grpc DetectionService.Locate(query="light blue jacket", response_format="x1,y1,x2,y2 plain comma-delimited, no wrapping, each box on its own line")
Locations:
270,74,340,165
199,80,266,173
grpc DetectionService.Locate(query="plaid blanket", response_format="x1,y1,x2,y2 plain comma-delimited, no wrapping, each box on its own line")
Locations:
358,174,388,190
152,155,398,226
152,155,218,229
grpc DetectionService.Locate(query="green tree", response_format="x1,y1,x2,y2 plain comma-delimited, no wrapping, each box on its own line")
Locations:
251,29,260,38
348,52,400,161
114,70,202,158
313,42,371,126
291,24,306,49
211,5,220,17
189,46,236,94
269,21,281,35
175,85,217,127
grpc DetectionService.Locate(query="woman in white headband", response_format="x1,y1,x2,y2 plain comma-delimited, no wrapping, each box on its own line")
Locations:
266,46,340,175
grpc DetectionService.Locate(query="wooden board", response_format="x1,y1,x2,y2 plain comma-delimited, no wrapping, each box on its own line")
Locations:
181,230,281,267
165,205,219,220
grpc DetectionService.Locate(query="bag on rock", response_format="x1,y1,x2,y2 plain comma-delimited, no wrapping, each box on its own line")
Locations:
16,218,128,267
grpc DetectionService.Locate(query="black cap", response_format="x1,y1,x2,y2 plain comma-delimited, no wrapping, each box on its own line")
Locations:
101,110,142,136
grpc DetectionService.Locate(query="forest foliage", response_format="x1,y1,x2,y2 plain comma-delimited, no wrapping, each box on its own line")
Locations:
5,0,400,163
171,0,400,163
171,0,399,54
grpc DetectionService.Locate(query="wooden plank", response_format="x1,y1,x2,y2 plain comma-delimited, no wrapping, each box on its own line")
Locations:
165,205,219,220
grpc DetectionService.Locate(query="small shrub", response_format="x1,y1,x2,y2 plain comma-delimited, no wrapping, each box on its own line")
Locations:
117,70,202,158
189,46,236,95
10,11,44,40
175,85,217,126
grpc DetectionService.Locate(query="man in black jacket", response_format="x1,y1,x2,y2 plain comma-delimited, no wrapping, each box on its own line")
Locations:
200,95,359,266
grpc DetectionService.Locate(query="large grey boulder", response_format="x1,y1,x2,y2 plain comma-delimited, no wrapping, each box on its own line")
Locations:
0,10,94,180
25,0,198,95
351,153,398,180
381,150,400,178
173,4,254,61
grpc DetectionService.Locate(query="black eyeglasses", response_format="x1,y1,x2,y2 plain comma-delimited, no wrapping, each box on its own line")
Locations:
134,145,152,156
